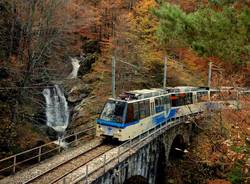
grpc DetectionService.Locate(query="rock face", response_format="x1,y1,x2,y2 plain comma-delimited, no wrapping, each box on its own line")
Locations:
67,85,90,103
45,126,58,140
78,39,100,76
61,76,94,131
69,95,96,130
78,53,97,76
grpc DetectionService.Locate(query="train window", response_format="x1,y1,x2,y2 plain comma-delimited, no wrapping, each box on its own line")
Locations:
155,97,164,113
145,100,150,117
161,96,165,105
171,93,193,107
171,95,178,107
185,93,193,104
101,100,126,123
178,93,185,106
155,98,159,107
126,103,134,123
197,91,208,102
133,102,139,120
189,93,193,104
163,96,170,110
163,96,170,105
139,101,146,119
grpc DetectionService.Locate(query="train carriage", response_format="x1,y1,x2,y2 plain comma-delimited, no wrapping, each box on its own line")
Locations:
96,86,211,141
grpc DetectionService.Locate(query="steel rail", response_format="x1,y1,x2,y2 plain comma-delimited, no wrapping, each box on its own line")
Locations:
47,145,116,184
0,127,95,175
23,142,115,184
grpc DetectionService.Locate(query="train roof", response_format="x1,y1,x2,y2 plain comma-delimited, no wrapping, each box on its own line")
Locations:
120,88,167,100
116,86,209,101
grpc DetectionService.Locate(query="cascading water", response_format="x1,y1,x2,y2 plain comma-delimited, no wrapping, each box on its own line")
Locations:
43,85,69,133
68,57,80,79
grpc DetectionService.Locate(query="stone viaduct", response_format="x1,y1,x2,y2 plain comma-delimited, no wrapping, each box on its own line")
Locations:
75,119,197,184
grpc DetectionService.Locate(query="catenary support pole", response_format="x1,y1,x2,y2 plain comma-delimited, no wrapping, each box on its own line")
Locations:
208,62,212,88
112,56,116,98
163,56,167,88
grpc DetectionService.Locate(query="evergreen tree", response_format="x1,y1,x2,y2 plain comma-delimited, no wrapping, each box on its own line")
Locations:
153,3,250,65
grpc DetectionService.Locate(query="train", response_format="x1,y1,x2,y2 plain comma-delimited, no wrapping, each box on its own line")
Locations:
96,86,245,141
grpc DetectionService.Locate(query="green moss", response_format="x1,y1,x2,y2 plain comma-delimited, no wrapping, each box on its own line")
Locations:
230,145,250,154
227,162,244,184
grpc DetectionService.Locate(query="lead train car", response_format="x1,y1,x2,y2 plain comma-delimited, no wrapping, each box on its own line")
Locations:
96,87,209,141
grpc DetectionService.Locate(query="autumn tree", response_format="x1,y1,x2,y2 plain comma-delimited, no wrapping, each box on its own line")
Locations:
0,0,75,124
116,0,164,89
0,0,21,59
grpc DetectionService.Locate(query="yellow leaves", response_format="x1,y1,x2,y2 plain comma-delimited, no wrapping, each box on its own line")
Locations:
134,0,157,14
130,0,158,40
123,0,164,74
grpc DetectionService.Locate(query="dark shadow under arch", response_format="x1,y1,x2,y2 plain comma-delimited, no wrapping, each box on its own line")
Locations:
155,141,166,184
123,175,149,184
169,134,186,161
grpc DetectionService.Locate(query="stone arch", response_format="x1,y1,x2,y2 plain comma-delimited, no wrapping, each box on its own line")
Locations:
169,134,186,161
123,175,149,184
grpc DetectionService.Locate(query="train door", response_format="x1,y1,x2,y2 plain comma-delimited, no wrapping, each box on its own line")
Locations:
208,90,211,101
192,92,197,103
165,95,171,112
150,98,155,115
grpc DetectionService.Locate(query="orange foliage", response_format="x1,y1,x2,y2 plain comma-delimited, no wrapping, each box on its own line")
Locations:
167,0,250,12
66,0,127,53
167,0,205,12
171,47,249,87
207,180,231,184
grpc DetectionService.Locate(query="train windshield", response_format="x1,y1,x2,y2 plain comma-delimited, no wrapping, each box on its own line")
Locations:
100,100,126,123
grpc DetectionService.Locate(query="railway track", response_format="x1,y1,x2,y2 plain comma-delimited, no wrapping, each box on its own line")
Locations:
24,144,115,184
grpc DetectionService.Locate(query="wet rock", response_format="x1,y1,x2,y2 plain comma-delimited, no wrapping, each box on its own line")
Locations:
67,85,91,103
68,90,88,103
68,96,96,130
81,40,100,54
33,111,46,125
45,126,58,140
78,53,97,76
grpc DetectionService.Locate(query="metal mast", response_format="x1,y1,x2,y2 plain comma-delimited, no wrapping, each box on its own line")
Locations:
163,56,168,88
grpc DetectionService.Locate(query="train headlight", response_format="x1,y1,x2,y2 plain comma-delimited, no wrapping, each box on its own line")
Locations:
118,129,122,133
98,125,103,131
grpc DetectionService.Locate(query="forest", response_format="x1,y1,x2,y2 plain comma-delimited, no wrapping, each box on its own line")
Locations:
0,0,249,183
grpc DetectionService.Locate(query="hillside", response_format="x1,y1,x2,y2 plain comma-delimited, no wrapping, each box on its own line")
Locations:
0,0,249,182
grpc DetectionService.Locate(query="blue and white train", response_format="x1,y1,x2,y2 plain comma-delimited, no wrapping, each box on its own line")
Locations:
96,86,217,141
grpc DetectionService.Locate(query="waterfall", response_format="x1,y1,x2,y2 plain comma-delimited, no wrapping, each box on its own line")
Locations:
43,85,69,133
68,57,80,79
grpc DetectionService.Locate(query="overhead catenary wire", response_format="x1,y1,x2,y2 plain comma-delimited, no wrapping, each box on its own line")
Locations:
0,85,57,90
117,59,140,70
0,66,63,72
